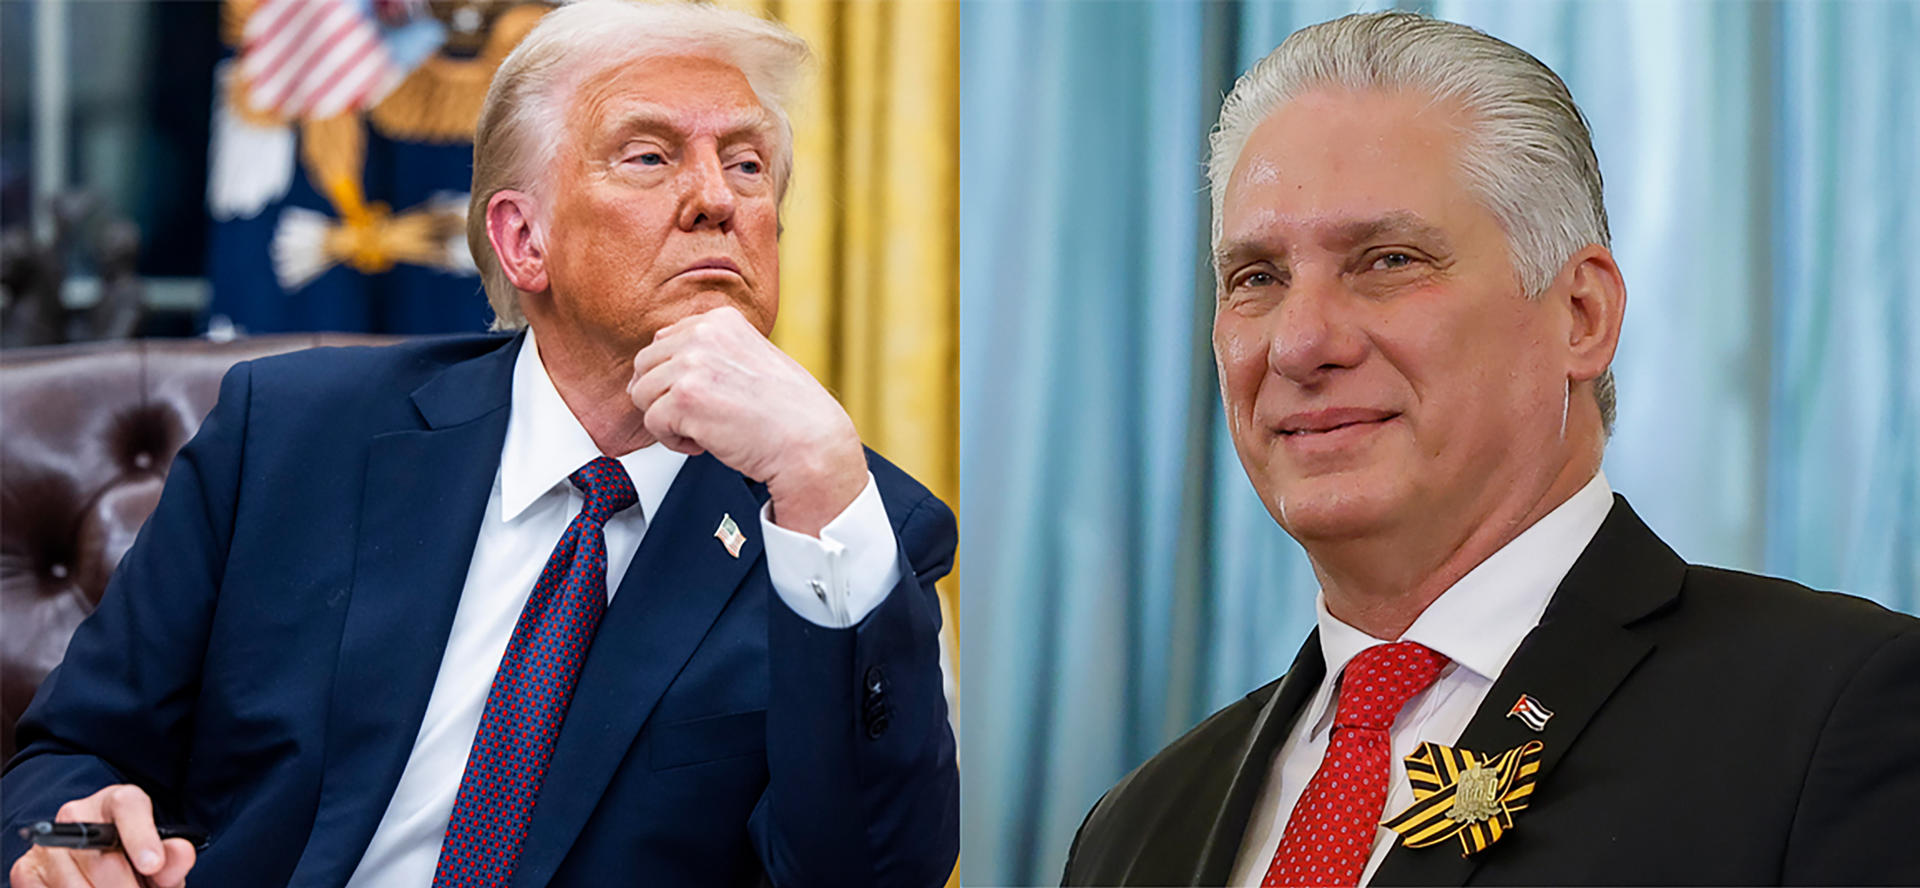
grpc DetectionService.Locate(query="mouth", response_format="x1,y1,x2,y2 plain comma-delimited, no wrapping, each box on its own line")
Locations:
674,258,743,280
1276,407,1401,437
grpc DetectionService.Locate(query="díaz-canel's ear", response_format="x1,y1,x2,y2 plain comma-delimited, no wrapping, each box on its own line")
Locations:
486,190,548,295
1559,244,1626,385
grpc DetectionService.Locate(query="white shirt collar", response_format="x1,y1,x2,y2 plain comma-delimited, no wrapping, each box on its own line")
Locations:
498,327,688,524
1304,471,1616,737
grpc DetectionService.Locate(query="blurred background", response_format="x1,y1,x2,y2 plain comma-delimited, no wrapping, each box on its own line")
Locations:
959,0,1918,885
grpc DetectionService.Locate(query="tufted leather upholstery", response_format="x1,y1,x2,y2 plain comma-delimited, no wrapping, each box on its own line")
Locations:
0,335,399,761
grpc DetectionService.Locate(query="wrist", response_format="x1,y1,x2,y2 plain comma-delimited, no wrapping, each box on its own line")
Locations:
765,436,866,537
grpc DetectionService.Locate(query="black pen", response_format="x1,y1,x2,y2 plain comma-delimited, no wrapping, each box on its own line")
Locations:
18,821,209,851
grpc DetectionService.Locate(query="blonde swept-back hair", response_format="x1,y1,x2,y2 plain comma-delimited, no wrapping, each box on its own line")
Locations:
467,0,809,330
1208,11,1617,432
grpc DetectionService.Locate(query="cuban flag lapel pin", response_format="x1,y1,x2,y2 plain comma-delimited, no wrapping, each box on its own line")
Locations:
1506,693,1554,732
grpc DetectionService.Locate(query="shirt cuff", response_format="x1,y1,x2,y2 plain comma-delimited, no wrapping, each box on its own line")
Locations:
760,472,902,629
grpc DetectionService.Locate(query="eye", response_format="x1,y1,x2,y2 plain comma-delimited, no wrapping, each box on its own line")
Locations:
735,159,763,175
1232,269,1279,290
1371,251,1417,271
635,151,667,166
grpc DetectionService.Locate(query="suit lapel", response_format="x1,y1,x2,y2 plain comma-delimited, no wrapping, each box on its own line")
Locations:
512,453,765,888
288,335,522,887
1180,632,1325,885
1370,496,1685,887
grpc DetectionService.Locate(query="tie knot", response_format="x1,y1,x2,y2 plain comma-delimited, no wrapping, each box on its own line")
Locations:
569,456,637,524
1332,641,1448,732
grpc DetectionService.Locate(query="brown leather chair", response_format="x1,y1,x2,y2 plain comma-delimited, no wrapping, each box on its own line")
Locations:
0,335,399,761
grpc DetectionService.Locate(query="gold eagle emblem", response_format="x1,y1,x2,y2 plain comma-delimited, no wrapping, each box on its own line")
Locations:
1382,740,1544,857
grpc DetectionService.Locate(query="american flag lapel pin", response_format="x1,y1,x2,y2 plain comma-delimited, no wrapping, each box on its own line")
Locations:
714,513,746,558
1506,693,1554,732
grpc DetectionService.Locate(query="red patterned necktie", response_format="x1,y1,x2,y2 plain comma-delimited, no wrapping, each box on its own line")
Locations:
1263,641,1450,888
431,456,636,888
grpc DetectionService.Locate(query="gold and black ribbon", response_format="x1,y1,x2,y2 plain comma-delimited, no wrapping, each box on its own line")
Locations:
1382,740,1543,857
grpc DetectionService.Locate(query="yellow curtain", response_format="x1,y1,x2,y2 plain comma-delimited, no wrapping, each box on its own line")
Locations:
727,0,959,514
717,2,959,881
720,3,959,629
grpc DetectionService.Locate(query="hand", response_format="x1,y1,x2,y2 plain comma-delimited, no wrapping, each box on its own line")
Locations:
628,306,867,537
9,785,196,888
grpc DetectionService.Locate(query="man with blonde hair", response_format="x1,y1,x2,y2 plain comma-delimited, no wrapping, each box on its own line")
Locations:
3,2,957,886
1065,11,1918,886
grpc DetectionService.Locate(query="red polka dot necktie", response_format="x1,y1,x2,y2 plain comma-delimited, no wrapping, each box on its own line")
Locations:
431,456,636,888
1263,641,1449,888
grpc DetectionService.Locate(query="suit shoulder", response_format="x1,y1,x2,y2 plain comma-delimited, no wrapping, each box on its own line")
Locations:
1073,681,1278,869
240,333,513,402
1096,685,1272,813
1678,564,1919,647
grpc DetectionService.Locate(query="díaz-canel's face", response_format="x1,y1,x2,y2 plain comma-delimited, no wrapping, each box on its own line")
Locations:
1212,88,1572,544
543,54,781,347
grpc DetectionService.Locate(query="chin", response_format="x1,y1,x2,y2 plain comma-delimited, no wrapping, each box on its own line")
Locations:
668,285,775,333
1259,472,1406,543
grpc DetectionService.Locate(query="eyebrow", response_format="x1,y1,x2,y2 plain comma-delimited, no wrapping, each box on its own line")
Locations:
609,103,777,147
1214,211,1452,270
1329,212,1450,250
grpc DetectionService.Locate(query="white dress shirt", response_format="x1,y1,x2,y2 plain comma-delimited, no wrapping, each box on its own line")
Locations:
344,330,900,886
1228,472,1615,887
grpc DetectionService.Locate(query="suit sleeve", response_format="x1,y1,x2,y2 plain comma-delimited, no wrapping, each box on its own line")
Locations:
1,363,251,870
759,473,902,628
1782,624,1920,885
750,482,958,887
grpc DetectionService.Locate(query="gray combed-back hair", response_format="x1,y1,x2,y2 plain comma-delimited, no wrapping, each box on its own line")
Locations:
467,0,809,331
1207,11,1616,431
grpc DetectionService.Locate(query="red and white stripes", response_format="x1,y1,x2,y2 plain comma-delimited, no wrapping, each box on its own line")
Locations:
240,0,401,119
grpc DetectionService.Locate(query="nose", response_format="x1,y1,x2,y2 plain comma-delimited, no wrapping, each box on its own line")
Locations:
1267,267,1367,383
676,144,736,231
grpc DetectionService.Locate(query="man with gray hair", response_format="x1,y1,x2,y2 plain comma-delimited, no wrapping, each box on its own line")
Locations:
3,2,956,886
1065,12,1918,886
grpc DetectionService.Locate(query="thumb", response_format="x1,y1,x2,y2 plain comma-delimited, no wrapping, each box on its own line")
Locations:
149,837,197,888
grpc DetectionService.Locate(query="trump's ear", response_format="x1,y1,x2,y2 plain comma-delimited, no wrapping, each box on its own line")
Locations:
1558,244,1626,385
486,190,548,295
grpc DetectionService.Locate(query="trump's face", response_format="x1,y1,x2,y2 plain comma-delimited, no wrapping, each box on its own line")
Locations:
541,54,782,348
1212,88,1577,545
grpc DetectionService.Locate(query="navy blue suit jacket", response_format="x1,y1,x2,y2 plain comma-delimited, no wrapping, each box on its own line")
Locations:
2,334,959,887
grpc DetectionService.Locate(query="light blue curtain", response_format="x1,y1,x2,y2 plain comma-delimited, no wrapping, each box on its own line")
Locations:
959,2,1920,886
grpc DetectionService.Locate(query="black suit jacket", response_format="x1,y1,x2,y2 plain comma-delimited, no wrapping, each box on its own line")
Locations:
1064,496,1920,886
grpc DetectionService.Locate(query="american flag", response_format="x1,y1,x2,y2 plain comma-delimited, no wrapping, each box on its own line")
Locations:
1506,693,1554,732
240,0,403,120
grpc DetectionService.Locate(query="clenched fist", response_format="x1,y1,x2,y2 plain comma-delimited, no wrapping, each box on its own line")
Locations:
628,306,868,537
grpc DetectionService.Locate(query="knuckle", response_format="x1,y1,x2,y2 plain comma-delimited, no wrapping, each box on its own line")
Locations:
644,393,677,425
56,799,86,820
676,382,709,411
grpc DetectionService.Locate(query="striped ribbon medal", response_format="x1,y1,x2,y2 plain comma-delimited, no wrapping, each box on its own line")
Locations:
1382,740,1544,857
